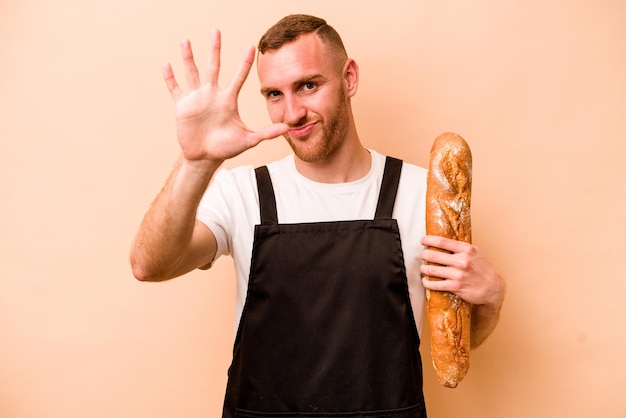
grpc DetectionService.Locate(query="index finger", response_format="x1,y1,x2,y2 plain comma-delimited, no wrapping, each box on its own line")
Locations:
227,45,256,96
420,235,470,253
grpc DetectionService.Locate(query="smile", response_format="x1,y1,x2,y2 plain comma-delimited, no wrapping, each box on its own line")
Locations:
289,123,316,138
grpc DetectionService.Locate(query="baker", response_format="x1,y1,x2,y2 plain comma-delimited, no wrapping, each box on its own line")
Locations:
130,14,506,417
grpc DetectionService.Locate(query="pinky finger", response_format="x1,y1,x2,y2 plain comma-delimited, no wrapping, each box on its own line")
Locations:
162,62,182,101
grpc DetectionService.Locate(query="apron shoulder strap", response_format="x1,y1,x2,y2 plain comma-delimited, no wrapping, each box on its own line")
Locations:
256,156,403,223
374,156,403,219
254,165,278,225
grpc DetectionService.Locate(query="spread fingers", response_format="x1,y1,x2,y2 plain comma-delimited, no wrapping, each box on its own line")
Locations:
180,39,201,89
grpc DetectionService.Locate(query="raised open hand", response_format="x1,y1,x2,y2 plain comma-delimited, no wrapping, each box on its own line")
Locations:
162,30,289,166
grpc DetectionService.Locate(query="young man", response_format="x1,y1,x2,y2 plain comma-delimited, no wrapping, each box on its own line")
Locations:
131,14,505,418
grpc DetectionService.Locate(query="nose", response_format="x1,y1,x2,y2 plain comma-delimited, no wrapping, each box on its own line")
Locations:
283,95,307,127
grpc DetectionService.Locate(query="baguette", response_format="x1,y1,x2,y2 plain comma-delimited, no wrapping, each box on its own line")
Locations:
425,132,472,388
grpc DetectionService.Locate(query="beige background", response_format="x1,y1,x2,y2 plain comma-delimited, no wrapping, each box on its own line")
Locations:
2,0,625,417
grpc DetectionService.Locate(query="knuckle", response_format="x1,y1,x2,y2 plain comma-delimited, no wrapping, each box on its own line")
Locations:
458,256,471,270
450,270,464,283
465,243,481,258
423,263,433,277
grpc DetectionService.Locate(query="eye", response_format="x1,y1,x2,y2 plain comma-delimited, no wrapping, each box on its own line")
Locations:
302,82,316,92
264,90,282,101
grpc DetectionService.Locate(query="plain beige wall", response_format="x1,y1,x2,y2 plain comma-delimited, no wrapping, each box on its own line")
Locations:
2,0,625,417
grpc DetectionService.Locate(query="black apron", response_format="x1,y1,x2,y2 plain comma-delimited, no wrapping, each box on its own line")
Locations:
223,157,426,418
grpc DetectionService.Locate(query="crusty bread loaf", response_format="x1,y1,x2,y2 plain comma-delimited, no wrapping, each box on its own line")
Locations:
425,132,472,388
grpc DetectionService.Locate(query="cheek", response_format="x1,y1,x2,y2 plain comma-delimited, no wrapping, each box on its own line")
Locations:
314,89,343,115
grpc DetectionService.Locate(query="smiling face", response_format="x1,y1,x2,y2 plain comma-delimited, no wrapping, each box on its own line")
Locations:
257,33,358,163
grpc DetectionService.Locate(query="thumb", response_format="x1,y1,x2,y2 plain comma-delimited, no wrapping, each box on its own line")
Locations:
249,122,289,145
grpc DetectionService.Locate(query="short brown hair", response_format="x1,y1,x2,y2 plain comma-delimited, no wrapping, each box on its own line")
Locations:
258,14,347,58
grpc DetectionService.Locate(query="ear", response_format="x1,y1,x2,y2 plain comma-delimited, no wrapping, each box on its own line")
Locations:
343,58,359,98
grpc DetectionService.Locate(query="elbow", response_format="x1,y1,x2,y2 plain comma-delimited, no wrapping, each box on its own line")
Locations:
131,264,154,282
130,252,167,282
130,259,154,282
132,265,168,282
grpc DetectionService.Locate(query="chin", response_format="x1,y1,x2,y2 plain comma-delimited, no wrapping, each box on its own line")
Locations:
284,136,318,162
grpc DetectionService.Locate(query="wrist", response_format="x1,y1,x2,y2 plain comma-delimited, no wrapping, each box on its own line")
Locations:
167,155,221,203
179,155,223,178
474,276,506,317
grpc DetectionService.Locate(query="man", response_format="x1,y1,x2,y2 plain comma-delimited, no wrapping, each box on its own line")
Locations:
131,14,505,418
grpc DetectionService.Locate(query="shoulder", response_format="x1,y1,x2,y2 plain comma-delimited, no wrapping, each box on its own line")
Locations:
265,154,295,178
398,159,427,198
211,154,289,188
199,165,259,222
369,150,427,182
369,151,427,211
400,160,427,183
204,156,294,207
213,164,255,186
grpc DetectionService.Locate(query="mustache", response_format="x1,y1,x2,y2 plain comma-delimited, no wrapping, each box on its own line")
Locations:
286,117,315,129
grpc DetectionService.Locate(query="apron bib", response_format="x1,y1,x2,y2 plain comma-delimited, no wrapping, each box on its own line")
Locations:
223,157,426,417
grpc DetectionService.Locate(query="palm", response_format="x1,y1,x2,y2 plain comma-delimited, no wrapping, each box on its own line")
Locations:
174,84,248,161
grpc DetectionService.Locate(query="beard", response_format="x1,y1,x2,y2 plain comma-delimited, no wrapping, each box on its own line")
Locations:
283,95,349,163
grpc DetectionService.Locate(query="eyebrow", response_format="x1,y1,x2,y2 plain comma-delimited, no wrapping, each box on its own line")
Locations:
260,74,325,96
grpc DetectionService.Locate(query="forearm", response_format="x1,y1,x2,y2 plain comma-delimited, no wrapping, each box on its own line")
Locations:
470,301,503,348
470,269,506,348
470,272,506,349
130,156,221,281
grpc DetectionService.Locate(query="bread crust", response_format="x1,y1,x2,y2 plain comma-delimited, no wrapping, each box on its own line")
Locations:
425,132,472,388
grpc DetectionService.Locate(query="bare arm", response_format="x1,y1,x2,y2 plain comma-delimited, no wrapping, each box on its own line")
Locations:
130,30,288,282
130,157,219,281
419,235,506,349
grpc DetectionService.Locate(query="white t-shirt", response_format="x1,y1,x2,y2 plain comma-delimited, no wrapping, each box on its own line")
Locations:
197,150,428,336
